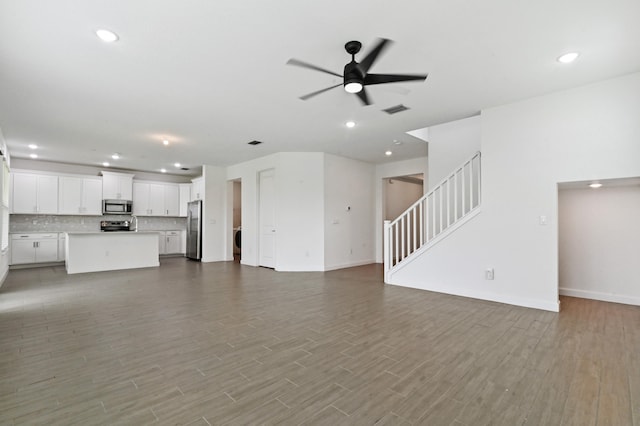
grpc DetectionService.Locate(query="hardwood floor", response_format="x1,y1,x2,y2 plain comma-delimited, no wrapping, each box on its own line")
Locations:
0,258,638,425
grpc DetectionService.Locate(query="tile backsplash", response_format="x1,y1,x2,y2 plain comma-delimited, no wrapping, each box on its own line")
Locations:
10,214,187,233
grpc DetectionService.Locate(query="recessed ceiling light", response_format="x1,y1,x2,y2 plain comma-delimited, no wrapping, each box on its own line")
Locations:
345,121,356,128
174,162,181,168
30,153,38,159
163,140,169,146
557,52,579,64
160,168,167,173
102,162,110,167
385,151,393,156
28,144,38,150
96,29,119,43
589,183,602,188
111,153,120,160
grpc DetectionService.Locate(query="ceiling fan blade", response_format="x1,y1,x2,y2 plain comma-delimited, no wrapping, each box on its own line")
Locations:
364,73,428,86
355,88,371,106
299,83,343,100
358,38,392,74
287,58,343,78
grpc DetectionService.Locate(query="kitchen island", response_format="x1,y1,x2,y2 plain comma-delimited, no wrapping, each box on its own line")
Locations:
65,232,159,274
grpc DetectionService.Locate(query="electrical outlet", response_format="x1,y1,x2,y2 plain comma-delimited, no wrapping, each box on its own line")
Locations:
485,268,494,280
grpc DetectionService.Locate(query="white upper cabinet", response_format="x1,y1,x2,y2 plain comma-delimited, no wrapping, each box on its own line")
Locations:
178,183,190,217
102,171,134,200
164,184,180,217
132,181,180,216
132,182,149,216
11,172,58,214
82,179,103,214
58,176,102,215
191,177,204,201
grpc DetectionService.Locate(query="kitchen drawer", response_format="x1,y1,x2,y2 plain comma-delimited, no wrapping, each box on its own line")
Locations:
11,233,59,240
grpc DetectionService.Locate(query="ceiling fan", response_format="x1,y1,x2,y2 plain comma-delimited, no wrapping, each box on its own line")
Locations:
287,38,428,106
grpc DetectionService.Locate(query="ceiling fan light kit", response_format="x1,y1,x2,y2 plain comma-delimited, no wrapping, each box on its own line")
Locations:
288,38,428,106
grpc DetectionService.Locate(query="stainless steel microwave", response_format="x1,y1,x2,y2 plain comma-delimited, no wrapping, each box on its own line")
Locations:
102,199,132,215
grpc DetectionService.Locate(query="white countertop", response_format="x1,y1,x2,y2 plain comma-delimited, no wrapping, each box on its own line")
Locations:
66,231,161,236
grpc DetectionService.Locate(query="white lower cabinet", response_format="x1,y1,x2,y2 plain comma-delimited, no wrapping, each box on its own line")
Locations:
166,231,181,254
11,233,59,265
157,231,166,255
157,230,182,255
58,233,66,262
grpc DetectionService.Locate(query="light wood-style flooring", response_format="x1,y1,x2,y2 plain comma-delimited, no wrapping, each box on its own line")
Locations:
1,259,639,425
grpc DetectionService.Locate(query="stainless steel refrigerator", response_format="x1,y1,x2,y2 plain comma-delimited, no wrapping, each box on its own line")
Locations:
186,200,202,260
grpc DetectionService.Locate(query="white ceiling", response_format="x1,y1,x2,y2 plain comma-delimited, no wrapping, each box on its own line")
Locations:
1,0,639,176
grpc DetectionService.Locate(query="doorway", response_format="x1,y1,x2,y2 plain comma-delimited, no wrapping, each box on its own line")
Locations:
383,174,424,221
232,179,242,263
558,178,640,306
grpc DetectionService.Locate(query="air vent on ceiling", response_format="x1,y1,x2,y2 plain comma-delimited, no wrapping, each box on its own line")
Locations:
248,140,263,146
382,104,410,115
181,167,189,171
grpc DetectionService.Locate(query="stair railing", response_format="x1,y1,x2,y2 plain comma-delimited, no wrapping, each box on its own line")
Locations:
384,152,481,276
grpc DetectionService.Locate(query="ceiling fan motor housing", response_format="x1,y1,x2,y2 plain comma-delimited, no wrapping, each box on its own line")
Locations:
343,61,364,88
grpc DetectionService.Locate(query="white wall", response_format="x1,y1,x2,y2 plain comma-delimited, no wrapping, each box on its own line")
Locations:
425,116,481,189
0,129,9,288
384,178,423,221
276,153,325,271
226,153,278,265
559,184,640,305
324,154,375,270
374,157,428,262
201,165,226,262
226,152,325,271
390,72,640,312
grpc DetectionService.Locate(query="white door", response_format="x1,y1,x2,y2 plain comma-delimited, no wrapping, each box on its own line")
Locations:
259,169,276,268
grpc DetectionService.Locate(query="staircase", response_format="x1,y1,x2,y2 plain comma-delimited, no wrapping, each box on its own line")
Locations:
384,152,482,281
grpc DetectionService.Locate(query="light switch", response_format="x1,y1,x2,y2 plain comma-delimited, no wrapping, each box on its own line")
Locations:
539,215,547,225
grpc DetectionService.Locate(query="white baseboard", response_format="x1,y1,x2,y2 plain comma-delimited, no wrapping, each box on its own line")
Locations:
323,260,376,272
387,279,560,312
559,287,640,306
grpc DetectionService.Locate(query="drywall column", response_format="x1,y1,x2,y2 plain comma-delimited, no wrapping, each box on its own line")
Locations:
201,165,226,262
